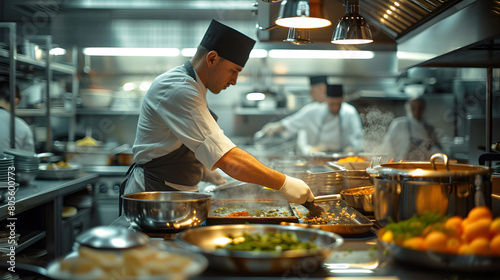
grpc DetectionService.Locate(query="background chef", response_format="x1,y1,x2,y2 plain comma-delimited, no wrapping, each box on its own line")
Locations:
122,19,314,205
0,81,35,153
380,95,442,161
255,75,328,140
255,84,364,155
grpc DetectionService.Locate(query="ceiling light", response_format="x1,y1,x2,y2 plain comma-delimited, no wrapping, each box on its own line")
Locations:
49,47,66,56
275,0,331,29
83,47,180,56
331,0,373,45
283,28,312,45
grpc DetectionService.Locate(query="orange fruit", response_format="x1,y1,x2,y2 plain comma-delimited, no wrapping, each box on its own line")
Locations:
458,243,474,255
490,235,500,256
444,216,463,236
489,217,500,236
469,237,491,256
381,230,393,244
462,218,491,243
446,237,462,254
424,231,448,253
403,236,426,251
467,206,493,222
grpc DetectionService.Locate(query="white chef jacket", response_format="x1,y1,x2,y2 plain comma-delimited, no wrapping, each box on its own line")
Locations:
0,108,34,153
380,115,442,161
126,63,236,193
281,102,363,153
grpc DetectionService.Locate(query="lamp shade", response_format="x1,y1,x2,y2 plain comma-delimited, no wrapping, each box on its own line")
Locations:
283,28,312,45
275,0,331,29
331,0,373,44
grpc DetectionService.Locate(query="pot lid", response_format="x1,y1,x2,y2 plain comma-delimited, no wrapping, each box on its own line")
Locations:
369,153,492,178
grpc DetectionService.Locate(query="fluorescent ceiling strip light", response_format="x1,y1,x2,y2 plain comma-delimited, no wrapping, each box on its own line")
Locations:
181,48,268,58
397,51,435,61
83,47,180,56
269,49,374,59
49,47,66,56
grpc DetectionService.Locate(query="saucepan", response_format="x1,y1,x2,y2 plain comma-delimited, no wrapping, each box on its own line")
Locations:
121,191,211,232
367,153,493,226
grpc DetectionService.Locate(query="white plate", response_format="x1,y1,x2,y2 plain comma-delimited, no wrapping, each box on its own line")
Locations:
37,163,82,180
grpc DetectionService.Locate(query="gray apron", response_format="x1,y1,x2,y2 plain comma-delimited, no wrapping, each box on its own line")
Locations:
119,61,217,212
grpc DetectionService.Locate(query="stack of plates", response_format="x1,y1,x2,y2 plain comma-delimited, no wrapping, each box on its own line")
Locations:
0,231,20,256
3,148,40,186
0,153,15,184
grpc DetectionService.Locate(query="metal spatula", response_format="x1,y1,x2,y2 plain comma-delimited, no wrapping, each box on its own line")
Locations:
301,194,341,217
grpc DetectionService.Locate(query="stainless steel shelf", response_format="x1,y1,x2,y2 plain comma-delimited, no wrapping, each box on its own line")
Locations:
0,49,76,75
16,108,75,117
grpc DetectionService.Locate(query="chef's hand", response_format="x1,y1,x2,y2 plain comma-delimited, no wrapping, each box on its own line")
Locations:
259,122,284,136
202,169,227,185
279,175,315,204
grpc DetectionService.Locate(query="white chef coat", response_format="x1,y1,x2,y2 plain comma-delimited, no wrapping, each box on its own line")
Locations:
125,63,236,194
281,102,363,153
0,108,34,153
380,115,442,161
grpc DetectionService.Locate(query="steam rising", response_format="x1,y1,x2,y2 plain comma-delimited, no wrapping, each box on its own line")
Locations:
359,106,394,154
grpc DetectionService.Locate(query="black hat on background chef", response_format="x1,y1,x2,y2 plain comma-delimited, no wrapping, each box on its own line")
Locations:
200,19,256,67
326,84,344,98
309,76,328,86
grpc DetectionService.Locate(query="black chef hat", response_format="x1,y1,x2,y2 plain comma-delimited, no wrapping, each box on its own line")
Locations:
326,84,344,98
200,19,256,68
309,76,328,86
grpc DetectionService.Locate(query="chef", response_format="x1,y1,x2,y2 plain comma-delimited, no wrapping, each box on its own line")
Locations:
380,96,442,161
0,81,35,153
122,20,314,205
255,84,363,154
255,75,328,139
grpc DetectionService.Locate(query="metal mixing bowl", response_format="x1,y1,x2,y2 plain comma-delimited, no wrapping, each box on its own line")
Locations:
121,191,211,232
340,186,374,213
176,224,343,274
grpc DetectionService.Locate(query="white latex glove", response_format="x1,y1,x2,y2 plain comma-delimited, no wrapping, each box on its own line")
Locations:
260,122,284,136
202,169,227,185
279,175,315,204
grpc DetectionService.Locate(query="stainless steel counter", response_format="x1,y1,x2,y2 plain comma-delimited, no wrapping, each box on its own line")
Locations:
0,173,99,220
109,215,499,280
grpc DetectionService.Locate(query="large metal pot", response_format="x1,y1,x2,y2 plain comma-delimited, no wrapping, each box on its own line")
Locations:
121,191,211,232
368,153,492,226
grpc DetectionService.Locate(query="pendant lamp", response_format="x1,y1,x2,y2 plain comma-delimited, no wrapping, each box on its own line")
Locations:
283,28,312,45
331,0,373,45
275,0,331,29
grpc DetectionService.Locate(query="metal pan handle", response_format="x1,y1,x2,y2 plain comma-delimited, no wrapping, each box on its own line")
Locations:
314,194,341,202
430,153,449,171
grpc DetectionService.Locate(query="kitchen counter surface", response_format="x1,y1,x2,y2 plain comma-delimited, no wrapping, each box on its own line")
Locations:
110,215,499,280
0,173,99,220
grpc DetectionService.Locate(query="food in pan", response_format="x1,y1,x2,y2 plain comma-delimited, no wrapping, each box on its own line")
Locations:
303,206,357,225
57,244,195,279
226,211,250,217
341,186,374,195
216,231,318,252
76,136,98,146
379,206,500,256
337,156,366,163
46,161,71,169
213,205,291,217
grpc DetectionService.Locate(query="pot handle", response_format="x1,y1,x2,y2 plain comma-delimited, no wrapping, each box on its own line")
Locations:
430,153,449,171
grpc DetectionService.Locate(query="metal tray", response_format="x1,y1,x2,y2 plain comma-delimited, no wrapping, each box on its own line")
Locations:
206,198,299,225
379,239,500,272
285,200,373,235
